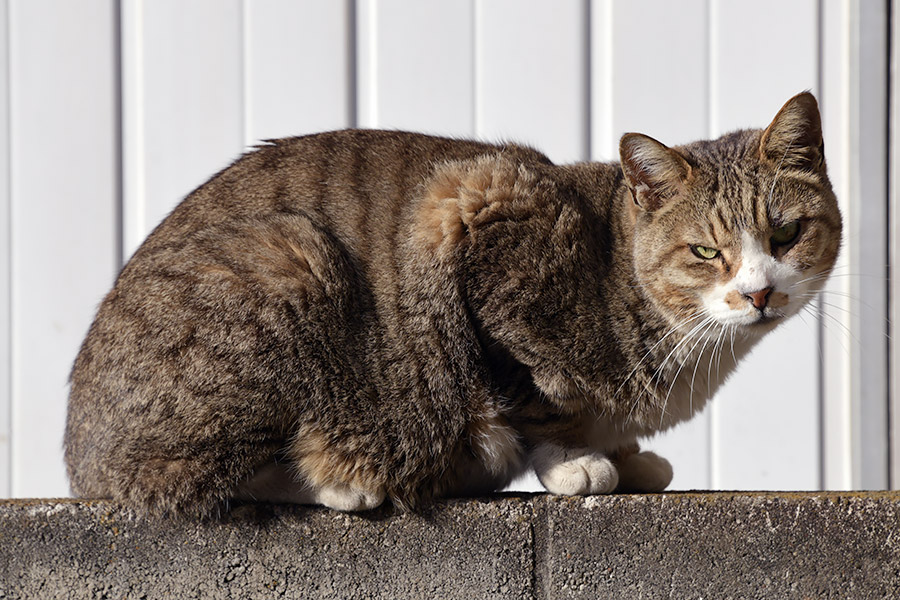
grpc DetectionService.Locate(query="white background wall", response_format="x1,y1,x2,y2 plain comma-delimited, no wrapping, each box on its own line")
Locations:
0,0,892,498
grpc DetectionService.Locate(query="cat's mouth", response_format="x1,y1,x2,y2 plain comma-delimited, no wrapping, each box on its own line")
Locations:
748,311,786,328
753,314,778,324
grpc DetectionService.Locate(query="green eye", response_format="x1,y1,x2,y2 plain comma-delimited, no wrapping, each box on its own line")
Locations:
771,221,801,246
690,244,720,260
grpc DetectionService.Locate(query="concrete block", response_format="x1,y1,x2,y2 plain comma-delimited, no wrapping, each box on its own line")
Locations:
1,492,898,599
534,492,900,599
0,497,534,599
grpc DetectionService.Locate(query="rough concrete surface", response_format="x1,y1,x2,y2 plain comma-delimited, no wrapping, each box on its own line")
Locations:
0,492,897,599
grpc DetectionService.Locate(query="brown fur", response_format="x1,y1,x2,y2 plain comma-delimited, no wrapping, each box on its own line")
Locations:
65,94,841,517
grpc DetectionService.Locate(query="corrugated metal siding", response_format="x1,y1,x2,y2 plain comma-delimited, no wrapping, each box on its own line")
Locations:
0,0,889,497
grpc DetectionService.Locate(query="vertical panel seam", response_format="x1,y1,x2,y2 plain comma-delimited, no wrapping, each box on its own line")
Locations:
883,0,893,488
473,0,482,138
600,0,613,160
582,0,591,161
707,0,718,137
706,0,719,488
240,0,250,147
121,0,146,260
368,0,378,127
113,0,124,273
815,0,826,491
704,0,715,489
1,0,11,497
347,0,358,128
886,0,900,489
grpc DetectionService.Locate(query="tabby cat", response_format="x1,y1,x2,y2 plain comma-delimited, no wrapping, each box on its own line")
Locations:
65,92,841,517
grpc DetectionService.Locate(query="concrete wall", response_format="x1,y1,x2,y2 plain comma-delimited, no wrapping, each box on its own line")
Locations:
2,492,898,599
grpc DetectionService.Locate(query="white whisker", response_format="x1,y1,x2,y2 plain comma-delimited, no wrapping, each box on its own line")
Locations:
658,316,718,428
617,312,706,400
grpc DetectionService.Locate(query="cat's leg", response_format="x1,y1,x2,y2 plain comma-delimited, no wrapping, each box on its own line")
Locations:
517,406,672,495
104,437,285,518
512,400,621,495
531,442,673,495
313,483,387,511
531,442,619,495
235,462,386,511
281,425,390,512
233,462,316,504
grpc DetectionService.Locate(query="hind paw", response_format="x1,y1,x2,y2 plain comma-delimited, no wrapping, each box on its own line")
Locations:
314,483,386,511
616,451,673,492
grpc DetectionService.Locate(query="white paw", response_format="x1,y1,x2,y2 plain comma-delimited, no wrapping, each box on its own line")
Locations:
616,451,673,492
314,483,386,512
532,444,619,495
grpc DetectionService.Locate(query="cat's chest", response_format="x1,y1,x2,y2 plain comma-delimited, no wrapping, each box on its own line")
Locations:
619,330,755,438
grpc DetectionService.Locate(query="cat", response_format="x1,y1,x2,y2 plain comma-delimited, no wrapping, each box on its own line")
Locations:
64,92,841,517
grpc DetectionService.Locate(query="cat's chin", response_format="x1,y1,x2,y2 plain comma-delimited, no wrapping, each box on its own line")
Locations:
739,313,787,335
714,306,793,331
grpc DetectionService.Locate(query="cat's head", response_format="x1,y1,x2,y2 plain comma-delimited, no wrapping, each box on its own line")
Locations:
619,92,842,338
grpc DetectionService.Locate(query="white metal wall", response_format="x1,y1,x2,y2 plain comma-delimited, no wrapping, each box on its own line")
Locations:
0,0,891,498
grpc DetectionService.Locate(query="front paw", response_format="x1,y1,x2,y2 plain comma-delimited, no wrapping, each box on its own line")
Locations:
532,444,618,495
615,451,673,492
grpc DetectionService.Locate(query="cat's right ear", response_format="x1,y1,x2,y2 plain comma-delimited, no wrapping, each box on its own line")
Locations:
759,91,824,171
619,133,693,212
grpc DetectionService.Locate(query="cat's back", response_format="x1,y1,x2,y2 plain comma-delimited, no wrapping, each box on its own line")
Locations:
139,129,552,254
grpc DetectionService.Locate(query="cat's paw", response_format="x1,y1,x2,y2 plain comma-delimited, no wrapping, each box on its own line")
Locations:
314,483,386,511
615,451,673,492
532,444,619,495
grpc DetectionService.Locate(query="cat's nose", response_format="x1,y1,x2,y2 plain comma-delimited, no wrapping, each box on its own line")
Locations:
744,287,773,310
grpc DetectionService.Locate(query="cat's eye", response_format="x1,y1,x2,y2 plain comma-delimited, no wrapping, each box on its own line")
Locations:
690,244,720,260
771,221,801,246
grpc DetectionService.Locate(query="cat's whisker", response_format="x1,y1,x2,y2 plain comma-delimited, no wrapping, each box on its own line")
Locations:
687,320,719,416
624,312,711,423
728,324,737,365
793,308,817,339
657,316,717,427
706,323,729,399
616,312,706,400
720,325,735,382
815,297,864,320
816,302,892,343
650,315,715,392
789,271,834,288
805,290,892,327
803,305,852,358
805,304,860,351
664,320,717,422
788,267,888,294
793,271,887,288
799,292,893,336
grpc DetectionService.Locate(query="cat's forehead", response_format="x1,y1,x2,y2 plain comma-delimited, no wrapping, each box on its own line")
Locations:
681,129,763,164
681,131,768,189
677,130,797,234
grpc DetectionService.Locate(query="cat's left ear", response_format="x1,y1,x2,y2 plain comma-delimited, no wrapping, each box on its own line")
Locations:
619,133,693,212
759,91,824,171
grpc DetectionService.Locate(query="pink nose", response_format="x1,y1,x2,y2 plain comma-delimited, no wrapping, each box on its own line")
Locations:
745,287,773,309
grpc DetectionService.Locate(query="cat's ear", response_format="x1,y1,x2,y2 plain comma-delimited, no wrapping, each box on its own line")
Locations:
759,91,824,171
619,133,693,212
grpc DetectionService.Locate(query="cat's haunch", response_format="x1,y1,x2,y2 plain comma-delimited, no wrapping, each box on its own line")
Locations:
64,92,841,517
